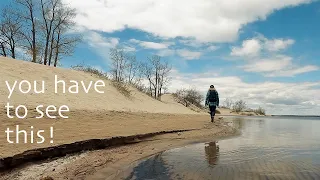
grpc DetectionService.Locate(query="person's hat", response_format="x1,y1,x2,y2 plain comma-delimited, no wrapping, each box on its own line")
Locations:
210,85,214,88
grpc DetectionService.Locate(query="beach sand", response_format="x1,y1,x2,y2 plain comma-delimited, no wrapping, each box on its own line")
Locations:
1,109,229,158
0,116,237,180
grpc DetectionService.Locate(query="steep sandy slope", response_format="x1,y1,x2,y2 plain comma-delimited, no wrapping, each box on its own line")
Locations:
0,57,197,114
161,94,208,113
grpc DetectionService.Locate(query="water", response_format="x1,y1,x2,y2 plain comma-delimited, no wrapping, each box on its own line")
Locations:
117,116,320,180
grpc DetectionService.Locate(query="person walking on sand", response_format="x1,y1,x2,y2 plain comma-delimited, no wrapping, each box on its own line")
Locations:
205,85,219,123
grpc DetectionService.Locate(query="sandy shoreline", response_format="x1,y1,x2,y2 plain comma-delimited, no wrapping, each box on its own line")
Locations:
0,109,210,158
0,112,238,180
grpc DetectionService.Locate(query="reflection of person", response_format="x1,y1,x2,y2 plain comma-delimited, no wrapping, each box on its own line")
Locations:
205,85,219,122
204,141,219,166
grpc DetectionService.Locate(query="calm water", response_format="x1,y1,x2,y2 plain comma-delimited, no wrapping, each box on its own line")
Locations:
117,116,320,180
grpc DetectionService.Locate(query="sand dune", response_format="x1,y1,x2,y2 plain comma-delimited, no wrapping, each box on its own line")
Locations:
0,57,197,114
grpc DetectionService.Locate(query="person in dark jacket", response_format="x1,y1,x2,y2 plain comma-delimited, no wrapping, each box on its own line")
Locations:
205,85,219,122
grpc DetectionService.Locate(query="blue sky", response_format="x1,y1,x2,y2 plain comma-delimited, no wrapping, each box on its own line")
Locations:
1,0,320,115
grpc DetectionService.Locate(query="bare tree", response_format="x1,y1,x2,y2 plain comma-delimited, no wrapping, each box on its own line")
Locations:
232,100,247,113
0,39,7,57
109,48,145,87
157,60,171,99
175,88,190,107
142,61,154,97
126,54,141,84
40,0,60,65
15,0,38,62
186,88,204,108
0,24,8,57
39,0,78,66
52,7,79,67
110,48,127,82
143,55,171,100
174,88,204,108
4,0,79,65
223,98,234,109
254,107,266,115
52,28,79,67
0,7,23,59
143,56,159,99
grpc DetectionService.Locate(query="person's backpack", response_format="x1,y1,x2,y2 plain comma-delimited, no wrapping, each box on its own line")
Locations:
208,90,217,102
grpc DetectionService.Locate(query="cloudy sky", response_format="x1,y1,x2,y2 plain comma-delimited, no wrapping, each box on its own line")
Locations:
2,0,320,115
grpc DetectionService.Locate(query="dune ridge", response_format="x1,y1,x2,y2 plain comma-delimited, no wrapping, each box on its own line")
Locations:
0,57,198,114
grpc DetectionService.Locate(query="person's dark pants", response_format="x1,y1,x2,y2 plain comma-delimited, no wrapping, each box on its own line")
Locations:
209,105,217,121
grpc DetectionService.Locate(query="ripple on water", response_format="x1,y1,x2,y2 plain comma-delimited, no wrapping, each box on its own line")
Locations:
118,117,320,180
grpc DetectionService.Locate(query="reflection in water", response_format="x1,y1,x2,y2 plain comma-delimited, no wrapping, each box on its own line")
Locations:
123,154,172,180
204,141,219,166
118,116,320,180
228,117,247,130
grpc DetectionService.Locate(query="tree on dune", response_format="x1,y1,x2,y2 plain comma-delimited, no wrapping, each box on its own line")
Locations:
0,7,23,59
0,0,80,66
143,55,171,100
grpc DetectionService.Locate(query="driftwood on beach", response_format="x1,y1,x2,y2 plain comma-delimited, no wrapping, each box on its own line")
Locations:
0,129,198,171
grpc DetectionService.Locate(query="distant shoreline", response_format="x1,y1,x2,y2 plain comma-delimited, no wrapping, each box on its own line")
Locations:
270,115,320,118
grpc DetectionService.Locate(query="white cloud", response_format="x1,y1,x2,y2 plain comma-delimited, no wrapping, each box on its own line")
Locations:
83,31,120,61
168,70,320,115
122,46,136,52
126,38,216,59
155,48,203,60
231,37,295,57
83,31,136,63
157,49,175,57
264,39,295,52
129,39,172,49
179,39,207,48
231,36,318,77
241,55,318,77
86,31,119,49
176,49,202,60
231,39,262,57
84,31,119,48
207,45,220,51
242,55,292,72
63,0,312,42
267,65,319,77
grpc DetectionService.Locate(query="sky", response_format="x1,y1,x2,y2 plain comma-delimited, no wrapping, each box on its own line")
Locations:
1,0,320,115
